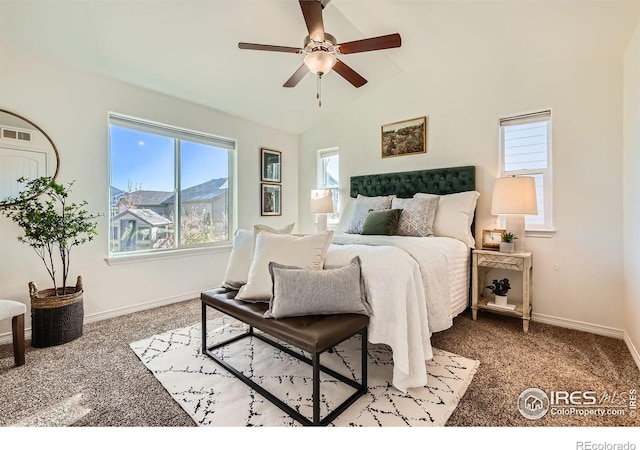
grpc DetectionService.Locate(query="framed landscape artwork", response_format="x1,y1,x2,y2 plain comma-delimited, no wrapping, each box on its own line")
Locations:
381,116,427,158
261,148,281,183
261,183,281,216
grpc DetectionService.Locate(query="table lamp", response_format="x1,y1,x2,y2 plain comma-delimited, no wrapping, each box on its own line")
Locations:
310,189,334,233
491,176,538,252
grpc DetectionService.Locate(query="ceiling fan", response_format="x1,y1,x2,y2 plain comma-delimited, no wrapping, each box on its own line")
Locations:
238,0,401,105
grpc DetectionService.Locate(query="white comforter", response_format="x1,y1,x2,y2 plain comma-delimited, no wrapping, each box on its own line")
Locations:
326,233,468,392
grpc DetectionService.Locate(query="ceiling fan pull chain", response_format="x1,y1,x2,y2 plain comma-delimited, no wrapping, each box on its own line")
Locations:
317,73,322,107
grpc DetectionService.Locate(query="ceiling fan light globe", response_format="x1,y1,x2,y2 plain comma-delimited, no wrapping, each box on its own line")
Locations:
304,51,336,75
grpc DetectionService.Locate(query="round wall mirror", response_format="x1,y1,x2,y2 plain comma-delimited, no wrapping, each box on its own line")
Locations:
0,109,60,208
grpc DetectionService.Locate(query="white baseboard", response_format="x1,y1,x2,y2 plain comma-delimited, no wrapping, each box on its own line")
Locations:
532,312,640,370
532,312,626,339
0,289,207,346
623,331,640,371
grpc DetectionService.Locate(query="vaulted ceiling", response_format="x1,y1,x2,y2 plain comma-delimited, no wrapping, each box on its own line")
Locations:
1,1,639,135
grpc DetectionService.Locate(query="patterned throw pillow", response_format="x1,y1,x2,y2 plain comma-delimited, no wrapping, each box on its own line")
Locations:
346,195,394,234
392,197,440,237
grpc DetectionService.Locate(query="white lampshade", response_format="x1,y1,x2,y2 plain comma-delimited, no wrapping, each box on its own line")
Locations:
304,51,336,76
310,189,334,213
491,176,537,252
491,176,538,215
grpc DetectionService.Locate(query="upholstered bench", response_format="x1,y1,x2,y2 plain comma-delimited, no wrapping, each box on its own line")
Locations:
0,300,26,366
200,287,369,426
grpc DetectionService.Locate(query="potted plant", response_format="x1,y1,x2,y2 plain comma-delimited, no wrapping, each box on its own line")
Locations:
1,177,99,348
500,231,517,253
486,278,511,306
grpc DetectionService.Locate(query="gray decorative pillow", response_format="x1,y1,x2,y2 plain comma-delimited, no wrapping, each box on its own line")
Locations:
264,257,371,319
392,197,440,237
346,195,394,234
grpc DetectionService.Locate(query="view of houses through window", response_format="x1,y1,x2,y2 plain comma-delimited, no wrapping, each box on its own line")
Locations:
109,114,234,255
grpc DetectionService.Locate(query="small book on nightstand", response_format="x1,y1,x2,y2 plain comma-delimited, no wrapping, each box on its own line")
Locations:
487,301,517,311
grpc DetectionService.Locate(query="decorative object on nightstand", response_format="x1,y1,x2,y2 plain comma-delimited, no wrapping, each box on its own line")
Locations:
491,176,537,252
310,189,334,233
499,231,517,253
471,249,533,332
481,229,502,250
486,278,515,310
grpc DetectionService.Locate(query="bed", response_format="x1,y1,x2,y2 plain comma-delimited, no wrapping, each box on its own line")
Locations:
324,165,478,392
222,165,478,393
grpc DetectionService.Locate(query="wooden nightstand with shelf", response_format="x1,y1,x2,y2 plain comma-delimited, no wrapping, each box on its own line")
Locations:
471,249,533,332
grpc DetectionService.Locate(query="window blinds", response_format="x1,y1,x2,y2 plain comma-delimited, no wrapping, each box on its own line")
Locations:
501,110,550,172
109,113,236,150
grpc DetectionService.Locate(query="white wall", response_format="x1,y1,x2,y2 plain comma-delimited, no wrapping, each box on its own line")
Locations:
0,48,298,336
623,19,640,365
299,56,625,331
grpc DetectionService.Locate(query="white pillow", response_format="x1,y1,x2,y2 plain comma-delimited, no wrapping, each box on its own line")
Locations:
236,231,334,302
414,191,480,247
346,194,394,234
222,223,294,290
335,198,356,233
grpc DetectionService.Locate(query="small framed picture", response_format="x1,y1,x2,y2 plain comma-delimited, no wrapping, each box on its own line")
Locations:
261,183,281,216
261,148,281,183
482,229,503,249
381,116,427,158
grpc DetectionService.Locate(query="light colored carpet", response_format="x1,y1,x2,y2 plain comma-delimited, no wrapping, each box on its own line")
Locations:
130,315,479,427
10,394,90,427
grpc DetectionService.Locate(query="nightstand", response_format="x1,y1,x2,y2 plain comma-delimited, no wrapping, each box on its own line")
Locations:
471,249,533,332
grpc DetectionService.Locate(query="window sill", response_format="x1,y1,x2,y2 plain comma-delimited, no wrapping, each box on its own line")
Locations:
105,244,232,266
526,229,556,238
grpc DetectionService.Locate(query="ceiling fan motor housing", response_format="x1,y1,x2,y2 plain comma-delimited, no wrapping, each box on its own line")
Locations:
303,33,337,54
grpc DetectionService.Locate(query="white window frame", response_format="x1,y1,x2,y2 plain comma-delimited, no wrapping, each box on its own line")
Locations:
317,147,339,225
498,109,553,233
107,113,236,263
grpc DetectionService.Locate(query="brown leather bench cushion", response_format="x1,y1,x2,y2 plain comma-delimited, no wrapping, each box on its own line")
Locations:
201,288,369,354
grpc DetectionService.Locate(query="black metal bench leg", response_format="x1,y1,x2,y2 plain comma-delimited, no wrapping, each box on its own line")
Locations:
361,328,368,390
313,352,320,425
201,302,207,353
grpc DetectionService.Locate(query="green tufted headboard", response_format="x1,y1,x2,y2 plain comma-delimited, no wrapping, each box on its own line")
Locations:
350,166,475,199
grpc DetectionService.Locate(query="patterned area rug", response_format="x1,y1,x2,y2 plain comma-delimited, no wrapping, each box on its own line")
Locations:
130,316,479,426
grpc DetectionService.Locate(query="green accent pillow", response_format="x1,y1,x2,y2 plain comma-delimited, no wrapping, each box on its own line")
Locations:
360,208,402,236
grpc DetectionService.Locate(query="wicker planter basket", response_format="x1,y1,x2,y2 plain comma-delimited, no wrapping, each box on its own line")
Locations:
29,276,84,348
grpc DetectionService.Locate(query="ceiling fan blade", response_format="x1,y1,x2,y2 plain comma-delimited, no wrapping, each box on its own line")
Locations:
283,64,310,88
238,42,303,54
337,33,402,54
299,0,325,42
333,59,367,88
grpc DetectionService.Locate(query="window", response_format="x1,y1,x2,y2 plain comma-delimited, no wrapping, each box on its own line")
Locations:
317,148,339,224
499,110,553,231
108,114,235,256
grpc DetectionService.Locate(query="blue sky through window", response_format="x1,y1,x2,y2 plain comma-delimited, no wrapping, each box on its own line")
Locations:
110,126,229,192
